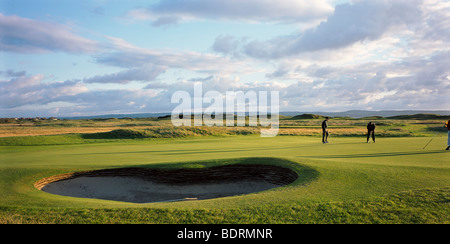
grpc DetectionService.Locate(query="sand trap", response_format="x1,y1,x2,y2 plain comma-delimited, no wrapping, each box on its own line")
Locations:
35,164,298,203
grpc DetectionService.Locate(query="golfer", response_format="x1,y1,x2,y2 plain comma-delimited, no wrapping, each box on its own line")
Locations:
322,117,329,144
446,120,450,150
367,122,376,143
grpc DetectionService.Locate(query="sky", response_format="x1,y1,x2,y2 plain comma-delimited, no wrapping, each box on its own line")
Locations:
0,0,449,117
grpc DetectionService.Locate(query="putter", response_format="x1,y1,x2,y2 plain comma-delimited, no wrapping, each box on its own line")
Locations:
423,132,440,150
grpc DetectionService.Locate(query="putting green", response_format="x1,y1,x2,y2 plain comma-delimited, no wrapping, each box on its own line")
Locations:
0,135,449,223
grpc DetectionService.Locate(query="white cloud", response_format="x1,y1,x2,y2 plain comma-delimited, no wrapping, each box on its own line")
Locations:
95,47,254,76
212,35,242,55
2,0,450,117
0,74,88,108
126,0,334,27
83,65,168,84
0,14,99,54
242,0,424,59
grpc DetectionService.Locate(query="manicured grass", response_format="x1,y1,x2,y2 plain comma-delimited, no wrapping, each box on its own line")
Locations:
0,134,449,224
1,188,447,224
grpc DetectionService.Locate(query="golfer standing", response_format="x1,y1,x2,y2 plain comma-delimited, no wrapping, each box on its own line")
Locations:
322,117,329,144
367,122,376,143
446,120,450,150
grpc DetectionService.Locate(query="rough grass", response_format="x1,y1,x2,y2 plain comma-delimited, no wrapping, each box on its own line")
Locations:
0,117,446,139
0,117,446,146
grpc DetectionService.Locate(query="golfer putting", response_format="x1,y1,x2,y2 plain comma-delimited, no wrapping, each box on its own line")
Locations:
446,120,450,150
367,122,376,143
322,117,330,144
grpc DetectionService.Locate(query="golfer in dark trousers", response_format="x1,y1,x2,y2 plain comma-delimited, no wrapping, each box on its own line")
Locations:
367,122,376,143
322,117,329,144
446,120,450,150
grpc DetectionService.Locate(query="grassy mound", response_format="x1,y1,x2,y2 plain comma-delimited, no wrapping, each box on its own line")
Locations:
82,129,150,139
290,114,327,120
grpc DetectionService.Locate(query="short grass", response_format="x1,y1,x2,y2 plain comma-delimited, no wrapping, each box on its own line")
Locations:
0,129,449,223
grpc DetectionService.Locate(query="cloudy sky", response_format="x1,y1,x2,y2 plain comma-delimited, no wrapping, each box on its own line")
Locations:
1,0,449,117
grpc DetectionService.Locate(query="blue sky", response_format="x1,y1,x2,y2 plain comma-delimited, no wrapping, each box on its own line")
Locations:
1,0,449,117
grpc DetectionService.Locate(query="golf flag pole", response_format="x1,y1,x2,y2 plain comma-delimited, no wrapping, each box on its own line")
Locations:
423,132,440,150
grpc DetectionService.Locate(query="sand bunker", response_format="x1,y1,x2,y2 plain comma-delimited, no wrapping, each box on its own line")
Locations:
35,164,298,203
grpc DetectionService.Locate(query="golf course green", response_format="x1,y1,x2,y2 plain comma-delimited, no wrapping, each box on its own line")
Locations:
0,117,449,224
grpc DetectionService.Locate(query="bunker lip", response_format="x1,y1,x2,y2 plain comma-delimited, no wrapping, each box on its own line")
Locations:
35,164,298,204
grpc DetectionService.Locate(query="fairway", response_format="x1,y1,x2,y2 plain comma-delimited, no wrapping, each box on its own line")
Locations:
0,133,449,224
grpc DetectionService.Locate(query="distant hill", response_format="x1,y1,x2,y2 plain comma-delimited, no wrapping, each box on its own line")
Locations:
61,113,171,120
280,110,450,118
56,110,450,120
387,114,450,120
359,116,385,120
287,113,450,120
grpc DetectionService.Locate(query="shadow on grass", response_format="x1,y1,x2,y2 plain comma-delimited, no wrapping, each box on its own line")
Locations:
299,150,447,159
131,157,321,188
81,129,149,139
71,144,317,156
